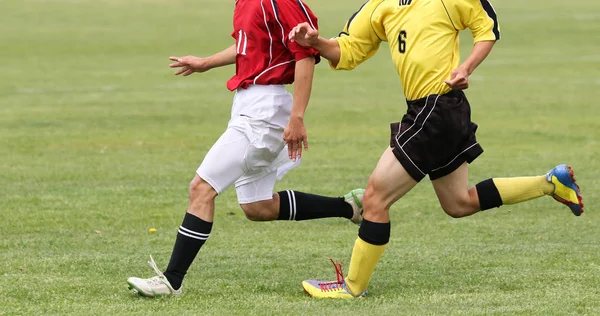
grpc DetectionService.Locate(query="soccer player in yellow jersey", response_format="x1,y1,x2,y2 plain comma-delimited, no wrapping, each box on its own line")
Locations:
288,0,584,299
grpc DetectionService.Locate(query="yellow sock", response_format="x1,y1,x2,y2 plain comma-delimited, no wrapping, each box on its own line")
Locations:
492,175,554,205
345,237,387,295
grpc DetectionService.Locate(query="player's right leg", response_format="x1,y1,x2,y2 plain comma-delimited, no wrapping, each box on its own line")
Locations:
127,127,249,297
302,147,418,298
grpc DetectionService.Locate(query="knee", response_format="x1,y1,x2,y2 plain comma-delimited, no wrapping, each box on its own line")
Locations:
189,176,217,203
240,203,262,221
363,181,389,216
441,195,479,218
240,200,277,221
441,206,469,218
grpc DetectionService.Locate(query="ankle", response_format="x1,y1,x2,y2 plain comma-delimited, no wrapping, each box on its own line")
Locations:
541,175,555,195
163,271,182,290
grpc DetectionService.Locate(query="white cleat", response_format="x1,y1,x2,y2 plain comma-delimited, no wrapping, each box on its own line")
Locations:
127,255,182,297
344,189,365,225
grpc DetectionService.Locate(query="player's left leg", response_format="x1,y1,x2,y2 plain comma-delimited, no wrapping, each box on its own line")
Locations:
235,160,365,224
432,162,584,217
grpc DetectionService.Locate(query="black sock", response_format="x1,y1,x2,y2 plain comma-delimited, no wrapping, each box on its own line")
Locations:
163,213,212,290
358,219,390,245
276,190,353,221
475,178,503,210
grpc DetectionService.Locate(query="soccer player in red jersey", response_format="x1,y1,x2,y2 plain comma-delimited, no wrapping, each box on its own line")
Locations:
126,0,365,297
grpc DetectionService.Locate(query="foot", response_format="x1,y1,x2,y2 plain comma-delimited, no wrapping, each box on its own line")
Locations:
302,259,366,299
344,188,365,225
127,256,182,297
546,164,584,216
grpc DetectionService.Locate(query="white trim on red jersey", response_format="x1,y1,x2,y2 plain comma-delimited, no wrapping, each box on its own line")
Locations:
253,60,295,84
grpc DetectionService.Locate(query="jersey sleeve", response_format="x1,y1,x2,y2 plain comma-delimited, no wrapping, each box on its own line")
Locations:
276,0,321,63
333,0,386,70
454,0,500,42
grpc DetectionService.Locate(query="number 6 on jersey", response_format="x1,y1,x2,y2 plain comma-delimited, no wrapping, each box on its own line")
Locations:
398,30,407,54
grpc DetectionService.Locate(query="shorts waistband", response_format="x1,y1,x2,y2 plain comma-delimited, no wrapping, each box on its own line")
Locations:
236,84,287,95
406,90,464,106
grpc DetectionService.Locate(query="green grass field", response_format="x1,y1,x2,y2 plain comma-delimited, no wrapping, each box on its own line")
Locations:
2,0,600,314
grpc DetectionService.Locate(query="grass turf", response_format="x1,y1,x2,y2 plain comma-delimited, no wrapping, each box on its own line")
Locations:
1,0,599,314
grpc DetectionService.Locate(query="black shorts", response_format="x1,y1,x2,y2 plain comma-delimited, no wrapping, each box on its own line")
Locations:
390,90,483,181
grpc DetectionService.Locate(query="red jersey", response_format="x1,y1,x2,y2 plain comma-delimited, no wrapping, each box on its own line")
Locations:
226,0,320,91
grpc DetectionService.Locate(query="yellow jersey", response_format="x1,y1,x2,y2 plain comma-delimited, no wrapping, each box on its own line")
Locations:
333,0,500,101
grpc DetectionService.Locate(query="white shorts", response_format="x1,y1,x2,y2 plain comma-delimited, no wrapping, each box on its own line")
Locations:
197,85,300,204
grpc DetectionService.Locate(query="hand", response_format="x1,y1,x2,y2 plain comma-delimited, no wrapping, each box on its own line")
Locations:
169,56,211,76
283,117,308,162
444,66,470,90
288,22,319,47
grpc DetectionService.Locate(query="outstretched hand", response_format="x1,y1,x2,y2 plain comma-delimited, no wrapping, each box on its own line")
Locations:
169,56,211,76
444,66,470,90
288,22,319,47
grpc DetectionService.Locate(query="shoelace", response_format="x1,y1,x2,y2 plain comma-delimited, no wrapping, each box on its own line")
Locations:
147,255,164,277
145,255,176,290
144,255,179,294
147,276,164,286
318,259,345,292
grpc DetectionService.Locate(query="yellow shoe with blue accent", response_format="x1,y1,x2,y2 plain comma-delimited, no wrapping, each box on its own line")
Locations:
546,164,584,216
302,259,367,299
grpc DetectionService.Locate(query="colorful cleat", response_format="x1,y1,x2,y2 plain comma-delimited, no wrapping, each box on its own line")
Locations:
302,259,367,299
546,164,584,216
127,255,182,297
344,189,365,225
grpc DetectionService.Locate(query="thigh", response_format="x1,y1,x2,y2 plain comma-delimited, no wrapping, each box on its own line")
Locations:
367,147,419,211
241,119,286,173
196,127,248,194
431,162,478,211
235,170,277,204
235,137,299,204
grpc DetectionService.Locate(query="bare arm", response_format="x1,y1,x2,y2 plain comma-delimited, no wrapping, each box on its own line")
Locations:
291,56,315,121
288,24,342,67
461,40,495,75
310,38,341,67
169,45,236,76
204,45,237,69
283,56,315,161
445,40,495,90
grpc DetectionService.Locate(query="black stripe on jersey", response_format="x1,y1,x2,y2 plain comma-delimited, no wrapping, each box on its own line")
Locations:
271,0,287,47
440,0,458,31
272,0,280,18
479,0,500,40
296,0,315,29
345,1,368,32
